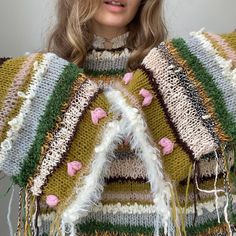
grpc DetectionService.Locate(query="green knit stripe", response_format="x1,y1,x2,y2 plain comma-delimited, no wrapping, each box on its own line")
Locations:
84,68,125,77
77,220,154,235
77,214,235,236
171,38,236,140
12,63,83,187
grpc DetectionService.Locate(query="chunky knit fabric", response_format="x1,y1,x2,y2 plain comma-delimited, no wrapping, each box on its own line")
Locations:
0,29,236,236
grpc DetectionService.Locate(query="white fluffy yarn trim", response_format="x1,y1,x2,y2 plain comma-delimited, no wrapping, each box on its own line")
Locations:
104,88,174,236
61,86,174,236
61,118,124,236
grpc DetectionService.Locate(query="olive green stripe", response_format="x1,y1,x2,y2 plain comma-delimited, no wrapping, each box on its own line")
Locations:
12,64,83,187
77,214,236,236
171,38,236,140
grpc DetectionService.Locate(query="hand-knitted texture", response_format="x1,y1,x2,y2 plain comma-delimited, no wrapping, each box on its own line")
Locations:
0,29,236,236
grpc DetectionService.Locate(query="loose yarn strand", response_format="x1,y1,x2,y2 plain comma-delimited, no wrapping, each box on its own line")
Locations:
7,186,15,236
16,188,23,236
213,150,220,223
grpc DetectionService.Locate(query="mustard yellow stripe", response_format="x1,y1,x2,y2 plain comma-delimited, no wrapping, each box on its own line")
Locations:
0,56,27,110
221,31,236,52
104,181,151,192
0,54,44,143
126,69,192,182
203,32,228,59
41,92,113,213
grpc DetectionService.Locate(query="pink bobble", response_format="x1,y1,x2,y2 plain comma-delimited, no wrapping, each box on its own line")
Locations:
46,195,59,208
139,88,153,106
124,137,130,145
123,72,133,84
158,137,175,155
67,161,82,176
91,108,107,125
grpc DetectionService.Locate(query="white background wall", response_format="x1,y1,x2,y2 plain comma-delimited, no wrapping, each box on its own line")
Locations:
0,0,236,235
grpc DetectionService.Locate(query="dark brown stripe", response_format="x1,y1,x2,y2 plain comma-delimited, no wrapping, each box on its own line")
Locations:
104,177,148,184
138,64,195,161
0,57,11,67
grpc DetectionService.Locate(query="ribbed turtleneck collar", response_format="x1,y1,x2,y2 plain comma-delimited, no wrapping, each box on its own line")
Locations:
83,31,132,77
92,31,129,50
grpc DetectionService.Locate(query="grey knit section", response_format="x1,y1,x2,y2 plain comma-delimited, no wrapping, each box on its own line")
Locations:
83,53,130,72
79,203,235,227
0,54,69,175
186,35,236,121
80,212,156,227
38,202,236,235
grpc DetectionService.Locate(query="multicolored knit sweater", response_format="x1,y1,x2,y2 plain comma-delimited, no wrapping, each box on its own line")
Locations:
0,29,236,236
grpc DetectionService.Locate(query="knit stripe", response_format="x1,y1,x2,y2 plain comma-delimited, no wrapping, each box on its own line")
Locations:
125,69,192,181
165,43,229,143
0,54,44,144
105,156,148,179
41,92,112,214
0,57,11,67
171,37,236,140
79,220,154,235
221,32,236,52
203,32,228,60
0,54,55,176
38,196,236,235
101,191,153,205
104,181,150,192
84,68,126,77
105,151,231,180
158,43,220,145
141,47,217,159
83,48,130,76
77,219,230,236
186,32,236,123
0,54,68,176
0,56,27,110
12,61,83,187
0,54,38,137
205,32,236,66
30,79,99,196
81,195,236,228
7,54,69,174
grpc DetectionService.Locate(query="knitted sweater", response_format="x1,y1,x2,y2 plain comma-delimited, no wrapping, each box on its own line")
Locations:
0,29,236,236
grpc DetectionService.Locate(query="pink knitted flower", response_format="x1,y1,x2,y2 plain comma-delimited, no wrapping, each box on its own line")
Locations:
123,72,133,85
46,195,59,208
91,108,107,125
139,88,153,106
158,137,175,155
67,161,82,176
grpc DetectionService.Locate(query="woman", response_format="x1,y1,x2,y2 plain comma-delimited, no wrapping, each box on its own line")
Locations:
47,0,167,73
0,0,236,235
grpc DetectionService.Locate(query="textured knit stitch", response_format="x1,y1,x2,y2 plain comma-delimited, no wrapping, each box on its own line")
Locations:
186,32,236,122
0,30,236,236
205,32,236,67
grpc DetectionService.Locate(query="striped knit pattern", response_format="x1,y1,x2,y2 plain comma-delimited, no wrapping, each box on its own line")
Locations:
0,30,236,236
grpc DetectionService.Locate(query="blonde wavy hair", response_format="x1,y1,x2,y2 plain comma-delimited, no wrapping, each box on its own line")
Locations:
47,0,168,71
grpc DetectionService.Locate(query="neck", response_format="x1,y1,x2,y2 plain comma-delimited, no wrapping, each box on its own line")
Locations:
90,20,128,40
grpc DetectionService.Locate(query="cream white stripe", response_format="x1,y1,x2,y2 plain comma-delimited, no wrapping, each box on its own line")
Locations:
30,80,99,196
0,54,52,170
142,47,217,159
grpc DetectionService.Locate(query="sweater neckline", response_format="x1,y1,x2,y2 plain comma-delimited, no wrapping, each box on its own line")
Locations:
92,31,129,50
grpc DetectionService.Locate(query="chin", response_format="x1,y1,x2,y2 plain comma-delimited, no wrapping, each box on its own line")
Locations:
97,15,129,29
